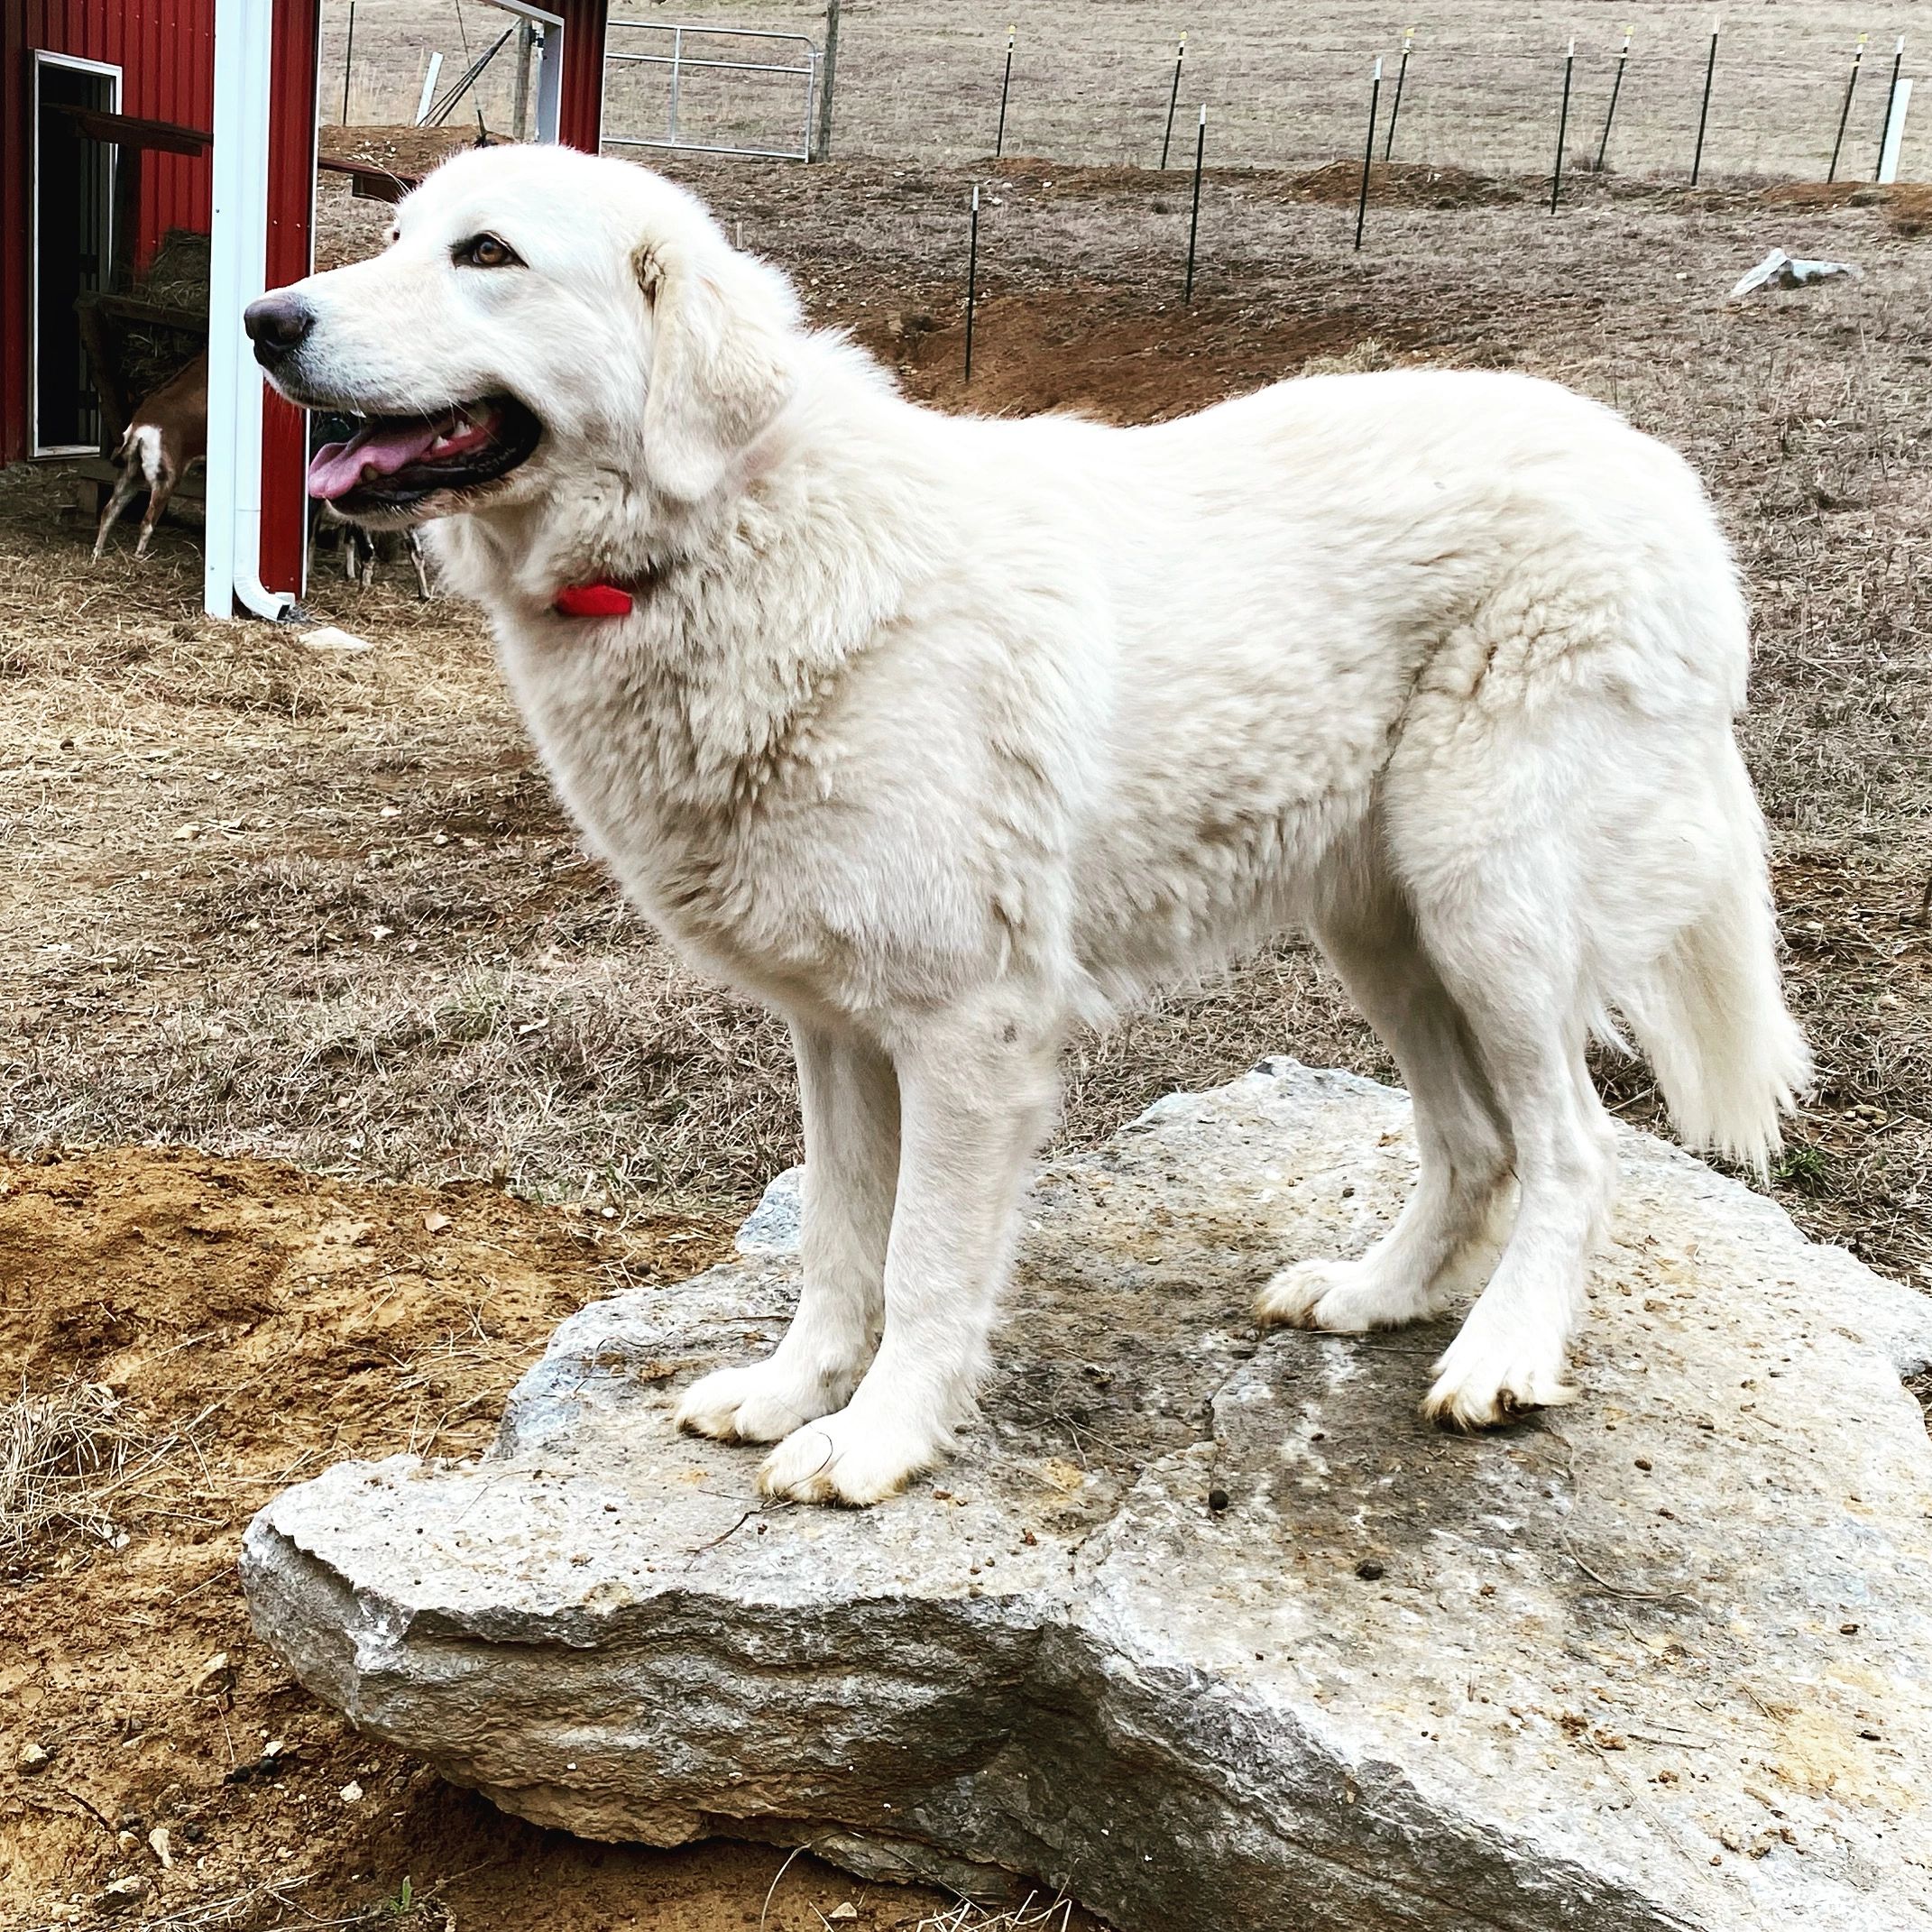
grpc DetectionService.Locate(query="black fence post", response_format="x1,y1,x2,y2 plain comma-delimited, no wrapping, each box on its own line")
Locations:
1828,34,1865,183
1383,27,1414,161
965,183,980,382
1596,28,1630,172
1355,57,1382,252
995,25,1015,159
1160,35,1186,169
1550,37,1575,212
1876,36,1906,182
1690,25,1719,185
1184,106,1206,301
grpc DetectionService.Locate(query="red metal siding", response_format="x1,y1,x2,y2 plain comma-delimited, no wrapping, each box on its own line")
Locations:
2,0,216,462
557,0,607,152
261,0,322,594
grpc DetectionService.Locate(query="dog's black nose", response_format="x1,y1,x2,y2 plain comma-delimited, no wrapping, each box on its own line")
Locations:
244,292,315,366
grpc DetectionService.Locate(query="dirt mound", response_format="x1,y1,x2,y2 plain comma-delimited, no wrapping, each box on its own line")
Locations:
854,287,1416,425
1758,179,1932,234
0,1151,1046,1926
1287,159,1522,208
317,122,483,183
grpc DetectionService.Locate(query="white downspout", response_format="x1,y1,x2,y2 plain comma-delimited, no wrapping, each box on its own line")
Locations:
205,0,294,621
534,22,562,143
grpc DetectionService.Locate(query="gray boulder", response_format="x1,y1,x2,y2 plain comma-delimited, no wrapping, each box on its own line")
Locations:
243,1061,1932,1931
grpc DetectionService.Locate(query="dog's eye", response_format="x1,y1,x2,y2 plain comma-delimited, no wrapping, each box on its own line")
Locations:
454,234,521,270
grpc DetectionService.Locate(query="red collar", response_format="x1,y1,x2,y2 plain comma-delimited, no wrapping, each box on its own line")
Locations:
552,580,635,619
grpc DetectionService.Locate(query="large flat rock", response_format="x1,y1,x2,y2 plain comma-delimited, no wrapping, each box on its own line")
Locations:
242,1062,1932,1931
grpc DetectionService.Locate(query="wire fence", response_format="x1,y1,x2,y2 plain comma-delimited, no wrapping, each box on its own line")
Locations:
318,3,1932,186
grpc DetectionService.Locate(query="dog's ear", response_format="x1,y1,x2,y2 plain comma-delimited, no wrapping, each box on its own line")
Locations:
637,239,796,502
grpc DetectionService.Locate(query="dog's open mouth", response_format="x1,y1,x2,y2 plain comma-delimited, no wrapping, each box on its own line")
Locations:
306,395,541,516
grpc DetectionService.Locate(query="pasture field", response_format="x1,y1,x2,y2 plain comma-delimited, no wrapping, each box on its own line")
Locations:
5,116,1932,1932
327,0,1932,179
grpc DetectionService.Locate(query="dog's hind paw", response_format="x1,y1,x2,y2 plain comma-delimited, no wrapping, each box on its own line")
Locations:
1421,1319,1577,1430
674,1359,846,1445
1255,1257,1437,1333
757,1404,946,1507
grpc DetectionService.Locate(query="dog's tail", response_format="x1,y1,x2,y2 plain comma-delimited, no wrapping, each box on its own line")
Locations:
1618,743,1809,1173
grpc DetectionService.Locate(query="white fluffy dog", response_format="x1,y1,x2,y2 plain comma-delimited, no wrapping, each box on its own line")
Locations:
248,144,1807,1505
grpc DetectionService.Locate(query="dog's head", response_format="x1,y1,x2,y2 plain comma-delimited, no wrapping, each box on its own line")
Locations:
248,144,802,530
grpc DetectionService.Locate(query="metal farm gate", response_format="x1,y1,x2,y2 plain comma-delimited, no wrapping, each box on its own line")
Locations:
603,19,816,162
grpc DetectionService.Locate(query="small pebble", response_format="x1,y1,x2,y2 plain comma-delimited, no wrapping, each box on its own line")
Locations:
17,1742,50,1774
1207,1487,1230,1513
1841,1622,1860,1635
189,1651,233,1697
1356,1559,1385,1581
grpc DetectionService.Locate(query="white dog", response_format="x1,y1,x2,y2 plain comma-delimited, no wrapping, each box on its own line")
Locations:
248,144,1807,1505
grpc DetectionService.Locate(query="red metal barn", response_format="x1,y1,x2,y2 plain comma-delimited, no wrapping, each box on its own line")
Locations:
1,1,610,614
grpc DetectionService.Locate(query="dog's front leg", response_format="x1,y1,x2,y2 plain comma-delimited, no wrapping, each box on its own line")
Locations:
676,1024,897,1444
758,1009,1058,1506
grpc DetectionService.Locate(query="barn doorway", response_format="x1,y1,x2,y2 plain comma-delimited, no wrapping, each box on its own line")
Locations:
32,52,120,455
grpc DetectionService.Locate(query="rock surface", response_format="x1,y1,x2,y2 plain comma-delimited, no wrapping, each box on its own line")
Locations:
243,1061,1932,1931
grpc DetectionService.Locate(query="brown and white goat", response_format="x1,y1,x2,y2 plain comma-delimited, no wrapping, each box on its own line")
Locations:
92,353,207,560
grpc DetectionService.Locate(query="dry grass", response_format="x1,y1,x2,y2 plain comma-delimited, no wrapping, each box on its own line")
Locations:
10,155,1932,1292
323,0,1932,180
909,1900,1076,1932
0,1376,207,1570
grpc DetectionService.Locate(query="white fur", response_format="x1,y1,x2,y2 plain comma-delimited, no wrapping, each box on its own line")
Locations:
265,145,1808,1503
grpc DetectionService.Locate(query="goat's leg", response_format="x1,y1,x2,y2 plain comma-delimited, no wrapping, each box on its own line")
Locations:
91,468,143,559
133,470,177,560
409,530,431,601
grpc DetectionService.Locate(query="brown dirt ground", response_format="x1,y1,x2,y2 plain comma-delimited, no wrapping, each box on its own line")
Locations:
8,133,1932,1930
0,1151,1098,1930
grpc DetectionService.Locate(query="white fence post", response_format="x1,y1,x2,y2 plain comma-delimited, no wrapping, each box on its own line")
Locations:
1880,76,1913,184
414,51,444,127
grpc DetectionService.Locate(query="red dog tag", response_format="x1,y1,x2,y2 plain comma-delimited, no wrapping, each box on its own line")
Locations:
552,581,635,619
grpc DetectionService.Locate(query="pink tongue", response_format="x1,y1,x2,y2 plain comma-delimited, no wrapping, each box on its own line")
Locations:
307,416,452,501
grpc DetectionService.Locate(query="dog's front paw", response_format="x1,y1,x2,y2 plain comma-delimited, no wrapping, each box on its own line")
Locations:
673,1357,845,1445
757,1403,948,1507
1421,1312,1577,1430
1255,1257,1436,1333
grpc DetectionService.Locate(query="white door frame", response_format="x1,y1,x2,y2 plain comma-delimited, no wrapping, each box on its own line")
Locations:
482,0,565,141
29,50,122,457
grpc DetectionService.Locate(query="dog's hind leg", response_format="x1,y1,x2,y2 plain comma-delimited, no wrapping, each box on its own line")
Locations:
1257,863,1513,1335
676,1024,897,1446
758,1001,1059,1505
1404,845,1616,1430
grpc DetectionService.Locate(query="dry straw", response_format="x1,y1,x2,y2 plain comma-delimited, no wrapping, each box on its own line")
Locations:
0,1376,189,1564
